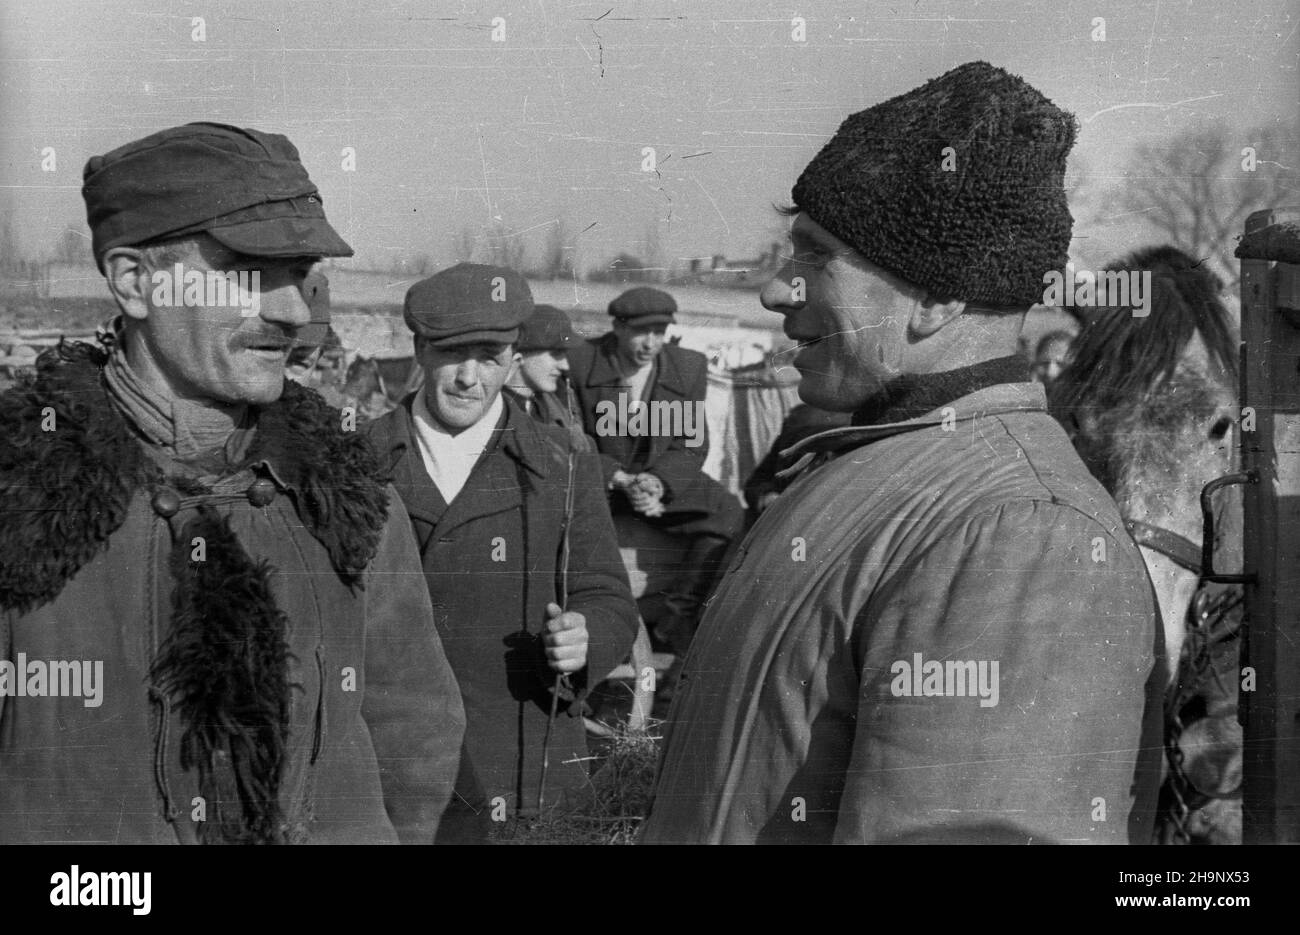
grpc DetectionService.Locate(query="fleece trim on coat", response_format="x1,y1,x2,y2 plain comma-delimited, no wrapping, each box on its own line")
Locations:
0,342,395,844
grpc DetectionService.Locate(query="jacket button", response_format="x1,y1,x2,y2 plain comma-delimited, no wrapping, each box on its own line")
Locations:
150,486,181,518
247,478,277,507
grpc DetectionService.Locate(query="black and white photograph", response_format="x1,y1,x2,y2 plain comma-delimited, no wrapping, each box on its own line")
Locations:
0,0,1296,907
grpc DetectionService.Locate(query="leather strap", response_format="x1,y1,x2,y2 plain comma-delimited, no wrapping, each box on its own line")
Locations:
1124,519,1203,576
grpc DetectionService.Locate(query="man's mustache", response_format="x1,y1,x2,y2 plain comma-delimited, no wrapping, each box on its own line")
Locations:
229,330,295,351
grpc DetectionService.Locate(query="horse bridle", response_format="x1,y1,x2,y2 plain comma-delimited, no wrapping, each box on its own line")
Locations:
1123,519,1203,575
1123,472,1258,585
1131,472,1258,844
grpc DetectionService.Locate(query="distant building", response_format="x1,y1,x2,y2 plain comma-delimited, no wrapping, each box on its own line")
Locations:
684,243,782,288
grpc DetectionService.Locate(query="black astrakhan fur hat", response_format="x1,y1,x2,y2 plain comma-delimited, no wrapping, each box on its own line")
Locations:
792,60,1078,308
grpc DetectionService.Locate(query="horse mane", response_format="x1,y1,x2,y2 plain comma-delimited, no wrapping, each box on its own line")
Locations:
1047,245,1239,498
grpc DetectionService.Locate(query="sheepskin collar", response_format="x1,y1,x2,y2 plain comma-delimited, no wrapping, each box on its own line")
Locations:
0,341,390,614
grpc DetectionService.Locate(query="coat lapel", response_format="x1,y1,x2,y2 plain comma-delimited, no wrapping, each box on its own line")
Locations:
371,398,448,528
583,334,626,389
430,399,556,537
650,346,692,400
644,346,691,465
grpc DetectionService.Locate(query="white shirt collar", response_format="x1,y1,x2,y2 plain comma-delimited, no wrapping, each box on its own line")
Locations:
410,390,504,504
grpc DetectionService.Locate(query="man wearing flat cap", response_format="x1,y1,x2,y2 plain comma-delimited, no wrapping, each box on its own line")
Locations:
642,62,1163,844
504,303,594,454
366,263,637,825
567,287,744,655
0,122,466,844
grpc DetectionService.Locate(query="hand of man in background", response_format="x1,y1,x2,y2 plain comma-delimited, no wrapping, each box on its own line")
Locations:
627,472,665,516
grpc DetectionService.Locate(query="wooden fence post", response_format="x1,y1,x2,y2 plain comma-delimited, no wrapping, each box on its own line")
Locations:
1237,207,1300,843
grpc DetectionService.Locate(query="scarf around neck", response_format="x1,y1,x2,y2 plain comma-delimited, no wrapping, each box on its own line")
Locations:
851,355,1031,427
102,347,250,464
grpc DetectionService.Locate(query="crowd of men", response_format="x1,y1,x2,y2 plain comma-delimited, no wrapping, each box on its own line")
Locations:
0,60,1167,844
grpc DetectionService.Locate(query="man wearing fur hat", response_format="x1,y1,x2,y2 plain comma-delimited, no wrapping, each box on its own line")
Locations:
0,123,465,844
642,62,1164,844
366,264,637,825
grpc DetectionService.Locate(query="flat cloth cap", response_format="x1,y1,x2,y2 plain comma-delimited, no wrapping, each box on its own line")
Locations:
83,122,353,272
609,287,677,325
792,61,1077,308
404,263,534,348
517,304,576,352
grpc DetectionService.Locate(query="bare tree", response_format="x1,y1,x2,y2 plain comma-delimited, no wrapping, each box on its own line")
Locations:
484,220,527,272
451,227,479,264
537,218,574,279
0,209,51,299
640,219,668,283
1108,123,1298,284
408,253,436,276
49,226,93,266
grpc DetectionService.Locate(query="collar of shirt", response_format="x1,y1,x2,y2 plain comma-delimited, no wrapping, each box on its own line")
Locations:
410,390,505,504
625,358,656,403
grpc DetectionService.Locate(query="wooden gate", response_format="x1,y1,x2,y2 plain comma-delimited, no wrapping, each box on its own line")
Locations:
1237,207,1300,843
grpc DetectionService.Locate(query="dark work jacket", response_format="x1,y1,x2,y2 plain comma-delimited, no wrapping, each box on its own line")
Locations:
567,335,709,501
366,395,637,815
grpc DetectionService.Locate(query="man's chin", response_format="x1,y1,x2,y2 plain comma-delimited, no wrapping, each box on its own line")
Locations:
796,377,866,413
217,377,285,407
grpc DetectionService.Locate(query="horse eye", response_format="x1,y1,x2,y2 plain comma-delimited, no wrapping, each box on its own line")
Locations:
1208,417,1232,440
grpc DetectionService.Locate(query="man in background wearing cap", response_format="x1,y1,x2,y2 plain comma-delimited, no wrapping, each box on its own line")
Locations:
642,62,1163,844
0,123,465,844
567,287,744,655
504,303,594,454
366,263,636,825
285,267,343,388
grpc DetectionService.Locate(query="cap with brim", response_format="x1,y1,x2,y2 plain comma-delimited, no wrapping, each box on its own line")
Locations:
609,286,677,325
618,312,674,326
426,328,521,349
517,304,576,352
84,122,354,271
404,263,533,348
145,196,353,260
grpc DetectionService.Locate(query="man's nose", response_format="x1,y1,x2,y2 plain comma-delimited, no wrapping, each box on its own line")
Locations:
455,359,479,387
260,281,312,330
556,356,570,373
760,265,801,313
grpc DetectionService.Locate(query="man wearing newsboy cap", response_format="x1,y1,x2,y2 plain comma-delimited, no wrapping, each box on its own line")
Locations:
567,287,745,659
366,263,636,827
642,62,1163,844
503,303,595,454
0,122,466,844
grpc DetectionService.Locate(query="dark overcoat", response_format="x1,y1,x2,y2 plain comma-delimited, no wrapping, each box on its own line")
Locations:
366,394,637,815
567,335,740,538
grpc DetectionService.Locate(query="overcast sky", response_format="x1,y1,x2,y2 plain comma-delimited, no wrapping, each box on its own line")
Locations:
2,0,1296,274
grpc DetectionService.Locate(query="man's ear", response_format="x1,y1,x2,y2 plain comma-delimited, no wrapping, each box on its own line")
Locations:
102,248,152,321
908,295,967,338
